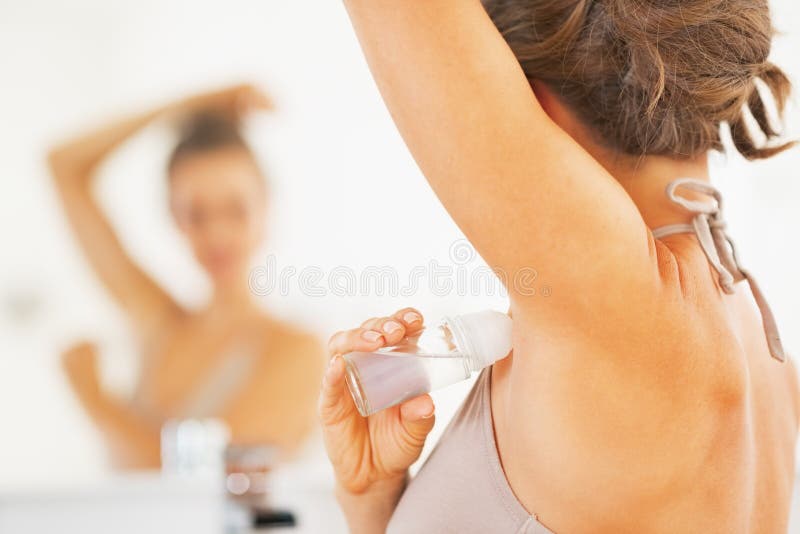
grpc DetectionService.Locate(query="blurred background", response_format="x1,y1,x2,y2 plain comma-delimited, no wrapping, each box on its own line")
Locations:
0,0,799,532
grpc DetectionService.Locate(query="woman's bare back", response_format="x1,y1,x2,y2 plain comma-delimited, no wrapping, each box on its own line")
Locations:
492,235,800,533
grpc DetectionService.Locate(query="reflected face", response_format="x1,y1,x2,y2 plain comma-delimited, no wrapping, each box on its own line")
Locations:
169,146,266,286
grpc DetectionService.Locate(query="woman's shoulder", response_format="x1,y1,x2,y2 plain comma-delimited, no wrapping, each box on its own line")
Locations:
258,314,317,340
253,314,324,362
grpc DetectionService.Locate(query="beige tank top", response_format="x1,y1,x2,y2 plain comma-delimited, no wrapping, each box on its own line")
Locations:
387,179,786,533
387,367,554,534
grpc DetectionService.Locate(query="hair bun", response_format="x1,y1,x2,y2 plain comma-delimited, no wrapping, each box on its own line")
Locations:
483,0,795,160
168,111,248,171
177,112,243,149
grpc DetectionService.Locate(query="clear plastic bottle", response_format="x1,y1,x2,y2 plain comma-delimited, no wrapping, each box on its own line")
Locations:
343,310,512,416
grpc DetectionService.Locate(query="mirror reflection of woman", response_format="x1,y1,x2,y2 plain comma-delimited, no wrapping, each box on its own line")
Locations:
51,85,323,470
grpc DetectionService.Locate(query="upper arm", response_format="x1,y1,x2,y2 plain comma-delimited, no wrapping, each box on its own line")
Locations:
344,0,661,330
49,152,180,337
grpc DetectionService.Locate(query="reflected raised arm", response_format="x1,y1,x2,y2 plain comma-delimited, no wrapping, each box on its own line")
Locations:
47,85,272,338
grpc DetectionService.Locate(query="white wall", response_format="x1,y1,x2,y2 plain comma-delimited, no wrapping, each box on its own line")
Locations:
0,0,798,517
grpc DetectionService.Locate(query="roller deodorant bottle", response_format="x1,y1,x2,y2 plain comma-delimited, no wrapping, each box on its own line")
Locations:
343,310,513,416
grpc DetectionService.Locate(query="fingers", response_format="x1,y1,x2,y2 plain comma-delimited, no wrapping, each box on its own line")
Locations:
328,327,386,357
391,307,424,341
359,307,425,347
322,307,427,422
247,88,274,111
318,355,356,425
359,316,405,346
184,84,273,119
235,84,274,113
399,393,434,421
391,308,424,332
399,394,436,441
328,307,425,357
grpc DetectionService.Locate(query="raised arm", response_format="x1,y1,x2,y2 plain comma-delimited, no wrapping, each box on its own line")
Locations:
342,1,661,329
48,85,271,337
48,104,178,337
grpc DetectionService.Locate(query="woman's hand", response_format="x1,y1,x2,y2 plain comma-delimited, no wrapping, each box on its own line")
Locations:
62,341,103,408
319,308,436,496
176,84,274,119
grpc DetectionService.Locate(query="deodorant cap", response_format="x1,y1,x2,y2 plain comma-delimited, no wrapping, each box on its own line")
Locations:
445,310,513,371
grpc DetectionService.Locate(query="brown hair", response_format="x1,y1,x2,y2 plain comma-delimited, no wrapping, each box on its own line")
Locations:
168,111,254,173
482,0,795,160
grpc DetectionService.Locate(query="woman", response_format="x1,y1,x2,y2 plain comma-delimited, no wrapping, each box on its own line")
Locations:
51,85,323,470
320,1,799,532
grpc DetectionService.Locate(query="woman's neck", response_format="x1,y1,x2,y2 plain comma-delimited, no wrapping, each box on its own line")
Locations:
209,278,259,316
535,85,713,230
605,152,712,230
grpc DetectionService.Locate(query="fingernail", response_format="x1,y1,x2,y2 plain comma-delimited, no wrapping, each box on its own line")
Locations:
420,405,435,419
325,356,343,381
403,312,421,324
361,330,383,343
382,321,402,335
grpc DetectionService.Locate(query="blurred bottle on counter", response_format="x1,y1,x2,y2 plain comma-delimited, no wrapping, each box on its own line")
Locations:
160,418,230,477
343,310,513,416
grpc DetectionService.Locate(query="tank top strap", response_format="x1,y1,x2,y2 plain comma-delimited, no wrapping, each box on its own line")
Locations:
651,178,785,362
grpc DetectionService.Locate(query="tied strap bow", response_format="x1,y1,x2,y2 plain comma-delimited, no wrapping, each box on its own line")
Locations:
651,178,785,362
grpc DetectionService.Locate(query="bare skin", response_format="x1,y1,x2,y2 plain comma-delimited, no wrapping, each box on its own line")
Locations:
320,2,800,533
53,85,324,470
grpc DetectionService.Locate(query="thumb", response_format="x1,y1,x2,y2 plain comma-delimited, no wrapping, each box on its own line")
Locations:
399,394,436,443
318,356,356,425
